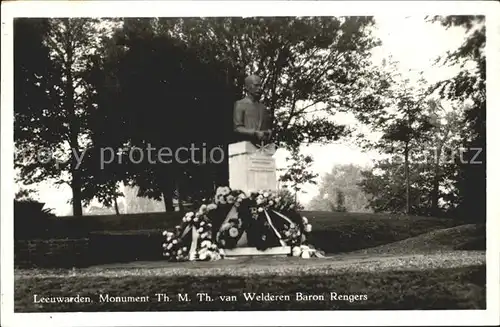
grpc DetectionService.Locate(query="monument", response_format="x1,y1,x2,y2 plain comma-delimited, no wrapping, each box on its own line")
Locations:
223,74,288,256
229,75,278,195
160,75,322,262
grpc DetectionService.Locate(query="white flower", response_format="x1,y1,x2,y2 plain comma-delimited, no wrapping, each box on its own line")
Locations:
201,232,209,239
199,253,207,260
257,194,264,201
182,246,187,252
193,217,199,222
268,200,274,206
238,193,246,199
302,216,308,224
162,243,168,248
263,192,269,198
200,204,207,211
177,249,183,255
301,249,311,259
229,227,239,238
164,252,170,257
167,243,173,250
290,223,296,229
172,240,178,244
201,240,211,248
292,246,301,257
166,236,172,242
186,212,194,218
290,204,295,209
200,221,205,226
257,207,264,213
207,203,217,211
216,186,224,195
222,187,231,195
197,228,204,233
162,231,168,236
227,195,235,204
185,216,192,222
305,224,312,233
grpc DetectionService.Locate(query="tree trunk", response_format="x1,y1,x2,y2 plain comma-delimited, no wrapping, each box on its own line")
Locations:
431,147,442,216
404,144,410,215
163,191,174,212
71,171,83,216
176,182,184,212
431,127,451,216
65,28,83,217
113,197,120,215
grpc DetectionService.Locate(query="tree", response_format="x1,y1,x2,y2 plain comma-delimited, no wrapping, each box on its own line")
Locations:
14,18,115,216
154,16,384,181
358,159,434,215
92,17,384,209
425,100,464,215
353,59,435,215
430,16,486,222
92,18,232,211
358,114,463,216
308,164,371,213
278,150,319,205
334,190,347,212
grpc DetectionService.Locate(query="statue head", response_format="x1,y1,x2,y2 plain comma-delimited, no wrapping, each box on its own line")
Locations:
244,75,263,100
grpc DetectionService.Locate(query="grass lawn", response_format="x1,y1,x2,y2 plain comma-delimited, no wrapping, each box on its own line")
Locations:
15,213,485,312
16,211,465,268
351,224,486,255
15,251,485,311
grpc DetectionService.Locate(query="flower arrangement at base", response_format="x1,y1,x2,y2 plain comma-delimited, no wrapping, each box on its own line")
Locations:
216,218,243,249
160,186,322,261
162,203,221,262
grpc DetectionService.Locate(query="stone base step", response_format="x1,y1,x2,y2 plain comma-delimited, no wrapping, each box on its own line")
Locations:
223,246,291,257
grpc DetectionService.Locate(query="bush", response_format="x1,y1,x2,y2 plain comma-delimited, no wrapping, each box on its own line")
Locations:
14,200,55,239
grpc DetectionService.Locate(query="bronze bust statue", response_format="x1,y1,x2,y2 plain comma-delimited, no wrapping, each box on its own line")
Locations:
233,75,273,145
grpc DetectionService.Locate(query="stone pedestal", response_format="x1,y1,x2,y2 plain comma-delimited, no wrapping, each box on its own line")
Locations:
228,141,277,195
227,141,288,257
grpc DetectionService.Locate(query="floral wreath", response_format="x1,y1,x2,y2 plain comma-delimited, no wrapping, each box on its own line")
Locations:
162,186,323,261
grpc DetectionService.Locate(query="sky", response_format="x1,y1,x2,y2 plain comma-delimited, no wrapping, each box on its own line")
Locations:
16,16,467,215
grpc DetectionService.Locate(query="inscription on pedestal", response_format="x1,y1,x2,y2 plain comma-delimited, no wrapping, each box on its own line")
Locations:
248,155,276,192
249,156,274,171
229,142,277,194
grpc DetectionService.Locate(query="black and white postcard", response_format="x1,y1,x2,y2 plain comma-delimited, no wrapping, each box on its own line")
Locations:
1,1,499,326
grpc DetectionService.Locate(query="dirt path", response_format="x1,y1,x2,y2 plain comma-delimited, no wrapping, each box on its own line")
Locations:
16,250,485,279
